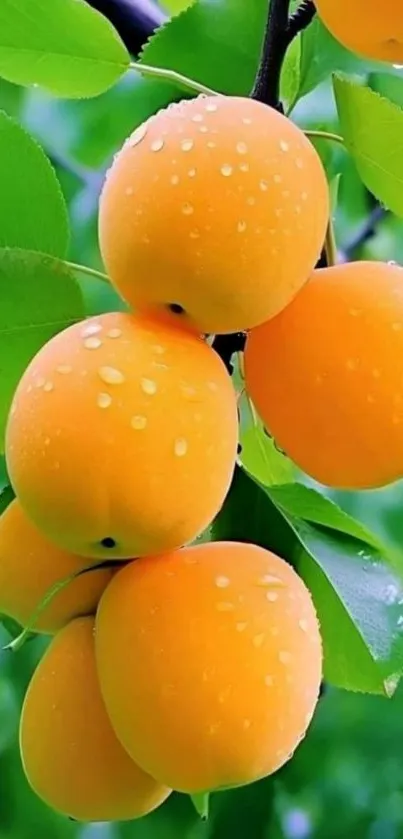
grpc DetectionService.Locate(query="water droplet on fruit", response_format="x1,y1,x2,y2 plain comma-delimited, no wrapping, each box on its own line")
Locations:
221,164,233,177
97,392,112,409
131,415,147,430
174,438,188,457
151,138,164,152
141,377,157,395
215,576,230,588
99,367,125,385
84,337,102,350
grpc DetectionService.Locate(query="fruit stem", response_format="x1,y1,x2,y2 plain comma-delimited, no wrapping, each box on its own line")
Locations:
324,218,338,267
65,261,110,284
129,61,219,97
304,130,345,147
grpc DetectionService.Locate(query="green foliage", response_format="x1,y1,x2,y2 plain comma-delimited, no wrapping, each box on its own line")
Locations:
0,249,84,450
140,0,268,96
0,111,69,254
0,0,129,98
334,76,403,219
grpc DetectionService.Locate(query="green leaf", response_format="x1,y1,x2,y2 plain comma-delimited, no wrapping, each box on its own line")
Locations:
0,0,129,99
190,792,210,820
268,483,382,549
0,484,14,516
141,0,268,96
282,16,400,112
0,248,85,451
162,0,194,13
0,111,69,256
334,76,403,219
213,467,403,695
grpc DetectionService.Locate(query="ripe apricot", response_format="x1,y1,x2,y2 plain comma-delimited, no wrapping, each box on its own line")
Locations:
6,312,238,559
95,541,322,793
244,261,403,489
0,499,112,633
99,95,329,335
20,616,171,821
314,0,403,64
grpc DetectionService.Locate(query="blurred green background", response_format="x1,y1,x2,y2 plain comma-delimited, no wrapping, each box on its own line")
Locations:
2,1,403,836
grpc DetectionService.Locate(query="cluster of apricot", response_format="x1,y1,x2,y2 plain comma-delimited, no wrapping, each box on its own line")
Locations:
2,91,402,822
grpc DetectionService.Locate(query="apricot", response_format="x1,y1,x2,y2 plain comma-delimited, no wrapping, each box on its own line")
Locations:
20,616,171,821
95,541,322,793
98,95,329,335
6,312,238,559
0,499,112,633
244,261,403,489
314,0,403,64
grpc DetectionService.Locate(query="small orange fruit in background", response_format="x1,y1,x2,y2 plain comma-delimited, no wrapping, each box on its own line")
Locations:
314,0,403,64
245,260,403,489
0,499,113,633
6,312,238,559
99,95,329,335
20,616,171,822
95,541,322,794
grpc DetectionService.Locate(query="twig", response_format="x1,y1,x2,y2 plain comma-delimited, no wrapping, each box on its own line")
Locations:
251,0,316,109
212,334,246,375
251,0,292,109
87,0,167,55
287,0,316,40
341,205,388,260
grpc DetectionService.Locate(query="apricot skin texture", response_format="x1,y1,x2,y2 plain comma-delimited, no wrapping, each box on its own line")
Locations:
0,499,112,633
6,313,238,559
245,261,403,489
314,0,403,64
20,617,171,822
95,542,322,794
99,95,329,335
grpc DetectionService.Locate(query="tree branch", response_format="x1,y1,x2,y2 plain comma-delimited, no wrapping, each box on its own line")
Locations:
212,334,246,375
251,0,316,109
87,0,167,55
251,0,292,109
341,205,388,261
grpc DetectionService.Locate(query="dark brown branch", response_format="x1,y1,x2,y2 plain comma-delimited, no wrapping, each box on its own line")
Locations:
251,0,292,109
251,0,316,110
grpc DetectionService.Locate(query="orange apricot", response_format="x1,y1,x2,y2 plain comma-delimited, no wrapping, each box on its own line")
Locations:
20,616,171,821
6,312,238,559
95,541,322,794
244,260,403,489
98,95,329,335
314,0,403,64
0,499,113,633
